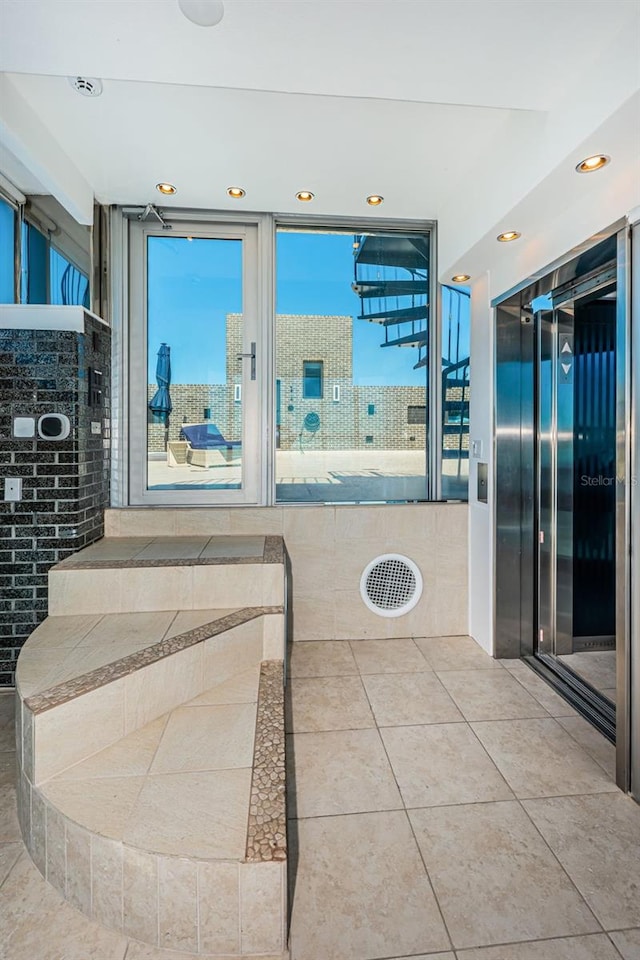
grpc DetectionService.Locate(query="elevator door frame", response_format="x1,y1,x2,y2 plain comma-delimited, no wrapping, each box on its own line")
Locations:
494,225,632,794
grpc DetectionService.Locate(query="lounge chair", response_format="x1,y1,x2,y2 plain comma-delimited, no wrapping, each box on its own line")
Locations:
170,423,242,468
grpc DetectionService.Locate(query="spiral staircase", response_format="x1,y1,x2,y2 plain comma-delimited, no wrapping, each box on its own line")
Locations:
352,234,470,497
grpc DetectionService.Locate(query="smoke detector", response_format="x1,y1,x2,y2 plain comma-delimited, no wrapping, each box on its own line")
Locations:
68,77,103,98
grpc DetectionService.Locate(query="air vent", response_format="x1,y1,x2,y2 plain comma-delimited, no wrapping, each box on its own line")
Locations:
68,76,103,97
360,554,423,618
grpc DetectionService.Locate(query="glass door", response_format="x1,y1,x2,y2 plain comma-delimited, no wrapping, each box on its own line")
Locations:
533,279,618,730
129,221,262,504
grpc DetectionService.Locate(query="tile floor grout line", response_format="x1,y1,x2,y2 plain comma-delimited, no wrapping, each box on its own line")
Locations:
358,665,457,957
138,763,254,781
287,806,406,822
468,714,579,727
286,719,468,738
0,842,22,893
522,787,631,804
606,931,628,960
464,719,616,803
554,715,616,777
469,716,617,791
449,928,632,954
159,609,181,643
504,664,578,720
141,710,172,778
513,792,606,935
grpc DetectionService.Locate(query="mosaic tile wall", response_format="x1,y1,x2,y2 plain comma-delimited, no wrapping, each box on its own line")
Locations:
0,315,111,686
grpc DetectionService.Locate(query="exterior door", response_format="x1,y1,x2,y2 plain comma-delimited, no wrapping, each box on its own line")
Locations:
129,221,262,505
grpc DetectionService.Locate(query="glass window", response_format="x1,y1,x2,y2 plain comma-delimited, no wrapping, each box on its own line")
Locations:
145,234,245,492
0,198,15,303
21,220,48,304
407,405,427,424
441,284,470,500
275,227,430,504
50,247,89,307
302,360,323,399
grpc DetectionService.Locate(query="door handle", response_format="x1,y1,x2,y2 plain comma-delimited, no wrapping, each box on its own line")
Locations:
237,341,256,381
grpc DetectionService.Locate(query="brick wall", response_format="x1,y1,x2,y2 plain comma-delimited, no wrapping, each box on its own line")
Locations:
147,313,429,452
0,314,111,686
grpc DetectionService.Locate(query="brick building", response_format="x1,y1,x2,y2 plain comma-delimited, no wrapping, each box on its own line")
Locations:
148,313,437,454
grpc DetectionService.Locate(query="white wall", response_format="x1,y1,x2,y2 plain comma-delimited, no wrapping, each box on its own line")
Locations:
467,272,493,655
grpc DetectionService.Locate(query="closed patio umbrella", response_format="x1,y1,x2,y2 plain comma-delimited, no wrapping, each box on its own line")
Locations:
148,343,172,449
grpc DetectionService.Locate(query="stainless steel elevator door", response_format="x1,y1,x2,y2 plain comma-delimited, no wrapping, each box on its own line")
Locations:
534,287,617,702
494,228,631,788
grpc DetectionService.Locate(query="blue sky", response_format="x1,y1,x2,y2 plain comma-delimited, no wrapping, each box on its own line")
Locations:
147,232,468,385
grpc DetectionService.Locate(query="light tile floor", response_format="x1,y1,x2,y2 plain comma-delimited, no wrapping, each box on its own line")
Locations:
2,637,640,960
286,637,640,960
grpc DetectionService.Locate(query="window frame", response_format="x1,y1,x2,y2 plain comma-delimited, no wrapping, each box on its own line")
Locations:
274,215,440,501
21,218,49,304
302,360,324,400
0,194,17,303
109,208,448,506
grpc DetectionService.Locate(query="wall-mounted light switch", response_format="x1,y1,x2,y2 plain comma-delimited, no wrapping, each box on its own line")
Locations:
13,417,35,438
4,478,22,502
471,439,483,459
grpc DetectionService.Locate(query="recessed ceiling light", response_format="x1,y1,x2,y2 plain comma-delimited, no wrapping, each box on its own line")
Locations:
296,191,315,202
576,154,610,173
156,182,177,195
451,274,471,283
366,195,384,206
178,0,224,27
497,231,521,242
227,186,246,199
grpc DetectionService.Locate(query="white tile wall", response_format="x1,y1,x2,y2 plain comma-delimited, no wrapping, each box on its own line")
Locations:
104,503,469,640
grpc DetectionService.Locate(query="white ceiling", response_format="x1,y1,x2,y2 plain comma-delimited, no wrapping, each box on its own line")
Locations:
0,0,639,281
0,0,636,111
0,144,46,196
0,0,637,110
4,72,532,218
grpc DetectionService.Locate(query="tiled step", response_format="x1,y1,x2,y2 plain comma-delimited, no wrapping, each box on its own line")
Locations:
18,607,285,783
48,535,286,615
15,534,289,956
18,663,287,955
